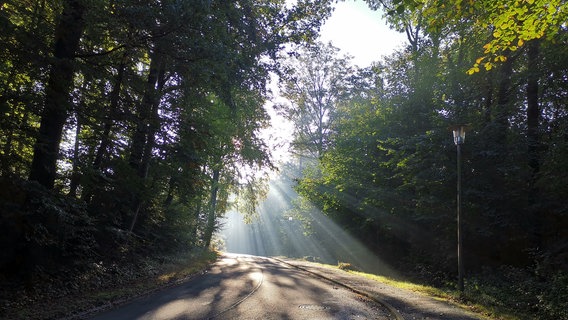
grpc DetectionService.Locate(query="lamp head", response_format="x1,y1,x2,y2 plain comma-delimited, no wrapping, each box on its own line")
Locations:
450,124,470,145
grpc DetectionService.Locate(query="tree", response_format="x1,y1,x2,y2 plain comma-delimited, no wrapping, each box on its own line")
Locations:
276,42,355,160
28,0,86,188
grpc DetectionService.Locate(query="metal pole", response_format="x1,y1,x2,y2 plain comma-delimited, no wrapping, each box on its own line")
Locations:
457,142,464,292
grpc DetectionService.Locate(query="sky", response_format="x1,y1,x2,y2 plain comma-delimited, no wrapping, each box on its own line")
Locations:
319,0,407,67
265,0,408,164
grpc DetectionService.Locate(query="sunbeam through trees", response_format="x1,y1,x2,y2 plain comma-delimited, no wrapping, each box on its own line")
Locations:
1,0,567,319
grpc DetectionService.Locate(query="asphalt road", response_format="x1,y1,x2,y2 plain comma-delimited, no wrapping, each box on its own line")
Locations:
90,253,392,319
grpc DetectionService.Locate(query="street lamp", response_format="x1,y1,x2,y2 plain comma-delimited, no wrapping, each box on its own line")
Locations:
450,124,468,292
285,216,293,257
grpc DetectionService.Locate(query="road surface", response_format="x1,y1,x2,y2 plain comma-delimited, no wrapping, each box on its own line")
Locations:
90,253,392,319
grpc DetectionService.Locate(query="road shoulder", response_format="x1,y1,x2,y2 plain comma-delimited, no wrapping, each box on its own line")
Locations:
280,258,485,320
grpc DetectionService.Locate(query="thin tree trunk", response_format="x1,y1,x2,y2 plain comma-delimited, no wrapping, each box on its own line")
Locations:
526,40,542,250
163,176,176,207
128,202,142,234
92,54,127,170
192,201,202,246
494,52,514,144
481,51,515,231
29,0,85,189
1,67,21,175
128,51,163,175
204,168,220,248
451,33,466,119
2,112,14,175
81,54,128,203
68,112,82,197
139,58,166,179
483,75,493,124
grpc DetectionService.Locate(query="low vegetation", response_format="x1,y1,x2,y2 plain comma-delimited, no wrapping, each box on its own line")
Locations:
2,249,218,320
327,260,568,320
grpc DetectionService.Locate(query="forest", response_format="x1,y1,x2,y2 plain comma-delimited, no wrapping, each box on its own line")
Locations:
0,0,567,319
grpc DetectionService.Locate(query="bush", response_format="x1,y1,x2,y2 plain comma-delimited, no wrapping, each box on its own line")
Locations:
536,272,568,320
467,266,568,320
0,178,97,278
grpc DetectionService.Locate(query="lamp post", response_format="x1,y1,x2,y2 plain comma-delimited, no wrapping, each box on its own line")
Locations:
451,124,468,292
287,216,293,257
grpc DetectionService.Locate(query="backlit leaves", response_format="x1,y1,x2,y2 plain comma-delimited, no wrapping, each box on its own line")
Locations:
412,0,568,73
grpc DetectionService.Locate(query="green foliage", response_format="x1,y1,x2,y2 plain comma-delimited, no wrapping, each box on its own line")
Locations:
420,0,567,72
291,6,568,310
0,1,335,316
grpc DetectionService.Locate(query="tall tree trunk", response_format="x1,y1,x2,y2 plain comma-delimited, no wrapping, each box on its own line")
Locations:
92,53,127,170
1,67,21,175
483,75,493,124
526,40,540,192
2,112,15,175
163,176,176,207
482,51,515,237
204,168,220,248
139,59,166,179
127,49,165,233
128,51,164,176
450,33,466,119
81,54,128,203
526,40,542,250
29,0,85,189
494,52,514,145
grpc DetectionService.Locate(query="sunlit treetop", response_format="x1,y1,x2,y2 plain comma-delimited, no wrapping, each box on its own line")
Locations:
428,0,567,73
371,0,568,74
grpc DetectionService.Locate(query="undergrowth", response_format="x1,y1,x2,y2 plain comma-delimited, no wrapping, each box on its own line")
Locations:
1,249,218,320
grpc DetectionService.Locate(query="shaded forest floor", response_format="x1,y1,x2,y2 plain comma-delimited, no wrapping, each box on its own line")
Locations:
0,249,218,320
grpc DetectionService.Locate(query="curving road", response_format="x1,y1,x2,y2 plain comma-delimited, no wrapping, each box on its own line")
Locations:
90,253,392,319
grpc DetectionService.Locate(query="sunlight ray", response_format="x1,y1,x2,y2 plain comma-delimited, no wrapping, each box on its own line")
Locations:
219,176,400,278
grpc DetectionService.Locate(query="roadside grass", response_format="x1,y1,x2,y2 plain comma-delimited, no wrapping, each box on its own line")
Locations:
7,249,219,320
299,259,524,320
345,270,521,320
